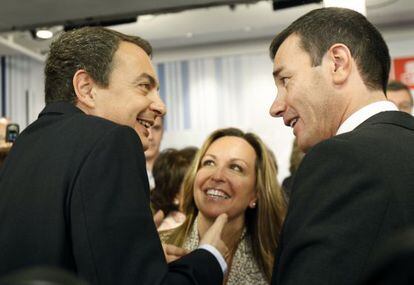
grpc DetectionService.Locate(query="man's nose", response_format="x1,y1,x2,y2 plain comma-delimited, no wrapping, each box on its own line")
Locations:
149,90,166,117
269,93,286,118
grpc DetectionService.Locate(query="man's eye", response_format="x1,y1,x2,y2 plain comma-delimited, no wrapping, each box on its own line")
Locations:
282,77,289,87
139,83,151,91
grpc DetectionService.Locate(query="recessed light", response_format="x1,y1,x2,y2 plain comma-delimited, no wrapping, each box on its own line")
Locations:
36,29,53,39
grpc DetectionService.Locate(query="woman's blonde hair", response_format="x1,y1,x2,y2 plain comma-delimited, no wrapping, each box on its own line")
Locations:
165,127,286,281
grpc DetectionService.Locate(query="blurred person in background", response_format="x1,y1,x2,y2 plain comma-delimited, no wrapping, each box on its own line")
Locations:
151,147,198,231
145,116,164,189
386,80,413,114
281,138,304,202
0,118,12,168
179,146,198,164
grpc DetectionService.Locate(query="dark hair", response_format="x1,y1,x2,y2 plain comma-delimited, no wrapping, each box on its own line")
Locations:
179,146,198,162
387,80,413,106
269,7,390,93
150,148,197,216
45,26,152,104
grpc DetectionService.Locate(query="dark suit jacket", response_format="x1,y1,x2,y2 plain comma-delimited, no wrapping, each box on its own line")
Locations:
0,102,222,285
272,111,414,285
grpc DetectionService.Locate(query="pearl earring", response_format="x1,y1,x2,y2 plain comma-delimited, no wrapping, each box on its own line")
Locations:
250,202,256,208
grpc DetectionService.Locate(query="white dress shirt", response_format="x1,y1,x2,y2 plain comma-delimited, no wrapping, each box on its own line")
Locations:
336,101,398,135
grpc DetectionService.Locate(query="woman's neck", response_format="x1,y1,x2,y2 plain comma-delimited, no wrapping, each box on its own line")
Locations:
197,212,245,253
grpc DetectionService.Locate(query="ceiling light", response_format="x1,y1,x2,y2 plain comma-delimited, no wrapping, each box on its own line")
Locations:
35,29,53,39
324,0,366,15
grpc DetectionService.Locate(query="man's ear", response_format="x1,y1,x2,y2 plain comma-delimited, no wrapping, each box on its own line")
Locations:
326,43,352,86
73,69,96,109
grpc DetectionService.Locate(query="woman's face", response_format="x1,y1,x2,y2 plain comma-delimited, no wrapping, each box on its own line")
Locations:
194,136,257,221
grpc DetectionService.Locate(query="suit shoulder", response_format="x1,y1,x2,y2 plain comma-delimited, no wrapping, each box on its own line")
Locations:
71,113,121,130
307,126,385,159
305,135,356,160
66,113,137,139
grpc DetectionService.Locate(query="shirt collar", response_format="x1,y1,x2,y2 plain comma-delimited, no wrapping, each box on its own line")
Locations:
336,101,398,135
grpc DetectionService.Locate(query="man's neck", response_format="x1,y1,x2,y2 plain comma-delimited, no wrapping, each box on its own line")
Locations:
340,89,387,127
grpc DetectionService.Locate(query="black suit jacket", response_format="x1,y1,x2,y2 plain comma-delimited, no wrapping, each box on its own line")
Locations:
0,102,222,285
272,111,414,285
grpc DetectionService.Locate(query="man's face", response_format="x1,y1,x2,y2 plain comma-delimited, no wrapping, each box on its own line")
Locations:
387,89,413,114
145,116,164,161
269,34,345,152
91,41,166,150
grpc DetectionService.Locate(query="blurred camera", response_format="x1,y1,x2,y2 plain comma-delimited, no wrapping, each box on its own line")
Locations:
6,123,19,143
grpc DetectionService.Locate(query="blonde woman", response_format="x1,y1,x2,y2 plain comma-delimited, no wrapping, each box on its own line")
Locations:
161,128,286,284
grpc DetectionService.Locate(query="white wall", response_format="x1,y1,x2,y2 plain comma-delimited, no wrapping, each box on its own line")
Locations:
154,28,414,182
2,27,414,182
2,55,44,129
154,38,295,182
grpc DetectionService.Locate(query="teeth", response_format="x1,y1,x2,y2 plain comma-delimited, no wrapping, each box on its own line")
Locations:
206,189,230,200
290,118,298,128
137,119,151,128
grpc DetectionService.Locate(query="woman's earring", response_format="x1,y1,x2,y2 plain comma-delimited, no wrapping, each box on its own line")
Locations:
250,201,256,208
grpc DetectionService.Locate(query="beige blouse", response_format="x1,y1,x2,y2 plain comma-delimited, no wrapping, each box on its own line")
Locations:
161,218,268,285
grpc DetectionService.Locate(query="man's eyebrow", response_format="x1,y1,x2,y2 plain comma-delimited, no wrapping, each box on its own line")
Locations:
273,66,283,79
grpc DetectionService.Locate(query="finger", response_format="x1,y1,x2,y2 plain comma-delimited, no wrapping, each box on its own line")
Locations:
164,244,189,256
165,254,181,263
153,209,164,228
208,213,228,235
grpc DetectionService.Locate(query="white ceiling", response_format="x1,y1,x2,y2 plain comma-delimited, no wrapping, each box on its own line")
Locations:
0,0,413,61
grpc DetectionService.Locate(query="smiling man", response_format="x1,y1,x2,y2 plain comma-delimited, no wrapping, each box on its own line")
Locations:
0,27,228,285
268,7,414,285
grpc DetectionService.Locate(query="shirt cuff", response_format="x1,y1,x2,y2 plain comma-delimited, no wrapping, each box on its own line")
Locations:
198,244,227,273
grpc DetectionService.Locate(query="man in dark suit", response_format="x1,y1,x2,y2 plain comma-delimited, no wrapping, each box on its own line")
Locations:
268,7,414,285
0,27,228,285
